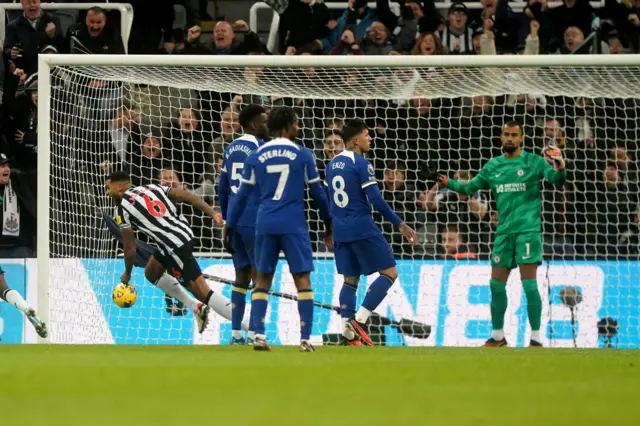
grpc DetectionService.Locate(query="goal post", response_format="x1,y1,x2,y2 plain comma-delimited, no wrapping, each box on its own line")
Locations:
37,53,640,346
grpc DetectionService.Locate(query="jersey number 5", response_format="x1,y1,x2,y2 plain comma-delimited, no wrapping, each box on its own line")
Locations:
230,162,243,194
144,194,167,218
266,164,290,200
331,176,349,208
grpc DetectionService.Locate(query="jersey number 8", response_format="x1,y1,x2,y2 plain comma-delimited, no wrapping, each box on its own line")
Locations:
331,176,349,208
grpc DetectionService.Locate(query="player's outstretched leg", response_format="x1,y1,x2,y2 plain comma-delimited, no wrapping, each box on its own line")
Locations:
349,267,398,346
250,272,272,351
339,277,362,346
520,264,543,347
230,266,252,345
146,259,209,333
484,267,510,347
293,272,315,352
0,271,47,338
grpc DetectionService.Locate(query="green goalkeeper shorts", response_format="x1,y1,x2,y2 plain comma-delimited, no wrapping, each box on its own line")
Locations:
491,232,543,269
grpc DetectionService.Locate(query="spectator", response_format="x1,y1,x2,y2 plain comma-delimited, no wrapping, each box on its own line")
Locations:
7,73,37,169
316,130,344,180
3,0,64,103
278,0,332,53
164,107,209,190
439,226,477,259
110,103,138,163
604,0,640,52
424,170,489,253
360,21,395,55
470,0,530,54
184,20,268,55
0,153,36,258
129,130,165,187
212,105,241,157
531,0,597,50
315,0,377,53
66,6,125,54
411,32,445,55
439,2,475,55
407,0,442,34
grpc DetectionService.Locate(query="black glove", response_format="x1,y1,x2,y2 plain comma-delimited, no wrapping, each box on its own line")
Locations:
418,161,445,183
224,227,235,254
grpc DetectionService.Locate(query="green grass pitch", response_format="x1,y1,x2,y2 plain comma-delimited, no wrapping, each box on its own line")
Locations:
0,346,638,426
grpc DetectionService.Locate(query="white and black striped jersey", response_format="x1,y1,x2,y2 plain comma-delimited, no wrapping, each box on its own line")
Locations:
437,26,475,54
115,184,193,255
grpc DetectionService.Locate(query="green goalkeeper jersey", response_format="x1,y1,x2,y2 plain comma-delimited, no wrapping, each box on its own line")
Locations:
445,150,566,235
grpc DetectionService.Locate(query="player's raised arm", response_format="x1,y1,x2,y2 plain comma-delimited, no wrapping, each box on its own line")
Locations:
167,186,217,221
540,145,567,186
422,162,489,196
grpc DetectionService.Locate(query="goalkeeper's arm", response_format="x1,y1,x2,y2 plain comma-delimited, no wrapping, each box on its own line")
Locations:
420,162,488,195
541,146,567,186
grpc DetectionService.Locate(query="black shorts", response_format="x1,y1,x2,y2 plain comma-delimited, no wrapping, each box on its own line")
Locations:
153,242,202,285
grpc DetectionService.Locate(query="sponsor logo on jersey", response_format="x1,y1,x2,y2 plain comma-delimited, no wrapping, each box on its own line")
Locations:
494,256,501,263
115,216,122,225
495,183,526,193
367,164,375,175
517,169,524,177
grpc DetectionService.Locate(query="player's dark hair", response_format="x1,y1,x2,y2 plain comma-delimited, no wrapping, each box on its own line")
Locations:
342,119,368,144
107,170,130,183
268,106,297,136
503,120,522,132
324,129,343,140
239,104,266,129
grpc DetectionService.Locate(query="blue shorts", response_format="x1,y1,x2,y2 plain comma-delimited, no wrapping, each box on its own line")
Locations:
231,226,256,270
334,234,396,277
255,233,314,274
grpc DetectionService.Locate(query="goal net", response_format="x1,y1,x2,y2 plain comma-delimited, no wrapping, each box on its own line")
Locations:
38,55,640,348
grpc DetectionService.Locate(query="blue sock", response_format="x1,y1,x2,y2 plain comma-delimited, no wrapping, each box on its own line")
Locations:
250,288,269,337
297,289,314,340
231,285,248,332
361,274,394,312
339,282,357,320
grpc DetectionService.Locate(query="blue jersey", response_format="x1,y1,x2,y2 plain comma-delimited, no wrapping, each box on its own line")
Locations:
240,138,321,235
326,150,385,243
219,134,262,228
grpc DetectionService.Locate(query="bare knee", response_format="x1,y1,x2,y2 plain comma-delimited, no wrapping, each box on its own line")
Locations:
379,267,398,282
144,257,165,283
491,267,510,282
292,273,311,291
235,267,252,289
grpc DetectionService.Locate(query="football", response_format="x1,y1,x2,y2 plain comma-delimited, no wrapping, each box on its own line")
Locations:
112,283,137,308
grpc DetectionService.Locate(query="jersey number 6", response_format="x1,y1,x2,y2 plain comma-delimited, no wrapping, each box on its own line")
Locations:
144,194,167,217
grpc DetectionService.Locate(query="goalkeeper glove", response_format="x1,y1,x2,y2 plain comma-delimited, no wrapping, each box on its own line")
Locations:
418,161,448,185
544,145,565,169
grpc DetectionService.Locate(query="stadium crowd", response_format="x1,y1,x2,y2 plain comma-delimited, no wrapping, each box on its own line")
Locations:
0,0,638,260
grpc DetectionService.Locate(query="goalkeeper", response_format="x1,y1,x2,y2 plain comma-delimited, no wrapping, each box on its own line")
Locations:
425,121,566,347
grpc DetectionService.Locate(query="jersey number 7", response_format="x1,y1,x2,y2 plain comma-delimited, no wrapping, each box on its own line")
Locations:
267,164,290,200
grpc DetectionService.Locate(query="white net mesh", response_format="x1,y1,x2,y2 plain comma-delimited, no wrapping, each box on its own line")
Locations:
46,61,640,347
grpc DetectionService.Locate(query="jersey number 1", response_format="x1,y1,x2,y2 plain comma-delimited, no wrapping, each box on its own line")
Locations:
266,164,290,200
144,194,167,218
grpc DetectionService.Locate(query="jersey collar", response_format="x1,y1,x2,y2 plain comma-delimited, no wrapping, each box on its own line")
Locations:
238,134,260,147
335,150,355,163
258,138,300,151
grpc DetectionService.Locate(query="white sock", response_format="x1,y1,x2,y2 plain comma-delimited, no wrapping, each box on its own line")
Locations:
491,329,505,341
232,330,243,339
4,289,30,314
342,317,355,340
248,330,255,339
207,291,233,321
354,307,372,325
154,274,199,312
531,330,541,343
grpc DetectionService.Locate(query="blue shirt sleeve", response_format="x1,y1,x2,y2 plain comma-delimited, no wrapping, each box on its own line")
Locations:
304,149,331,222
218,155,230,220
226,156,256,228
359,160,402,227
